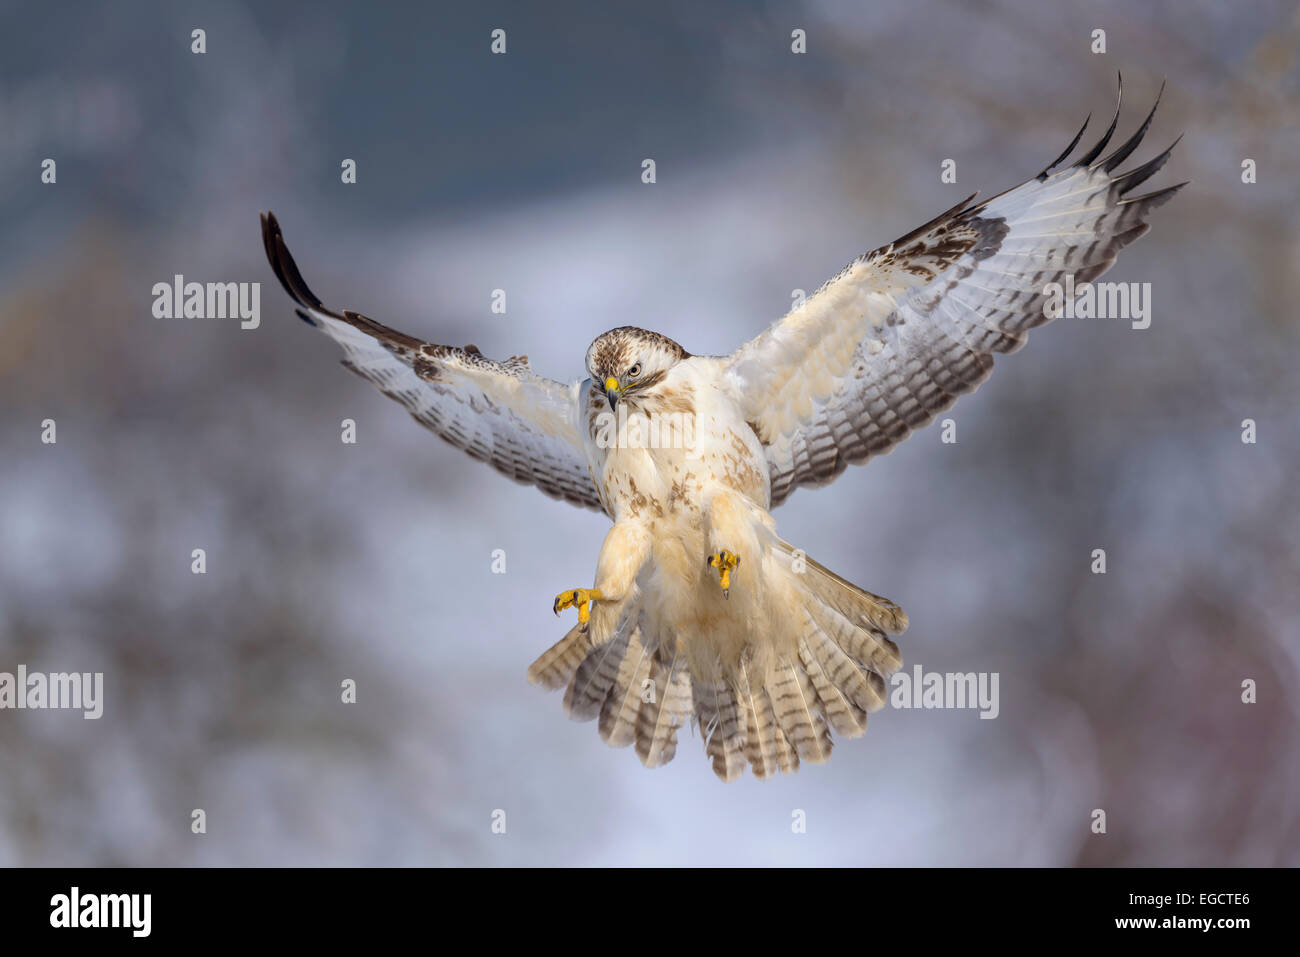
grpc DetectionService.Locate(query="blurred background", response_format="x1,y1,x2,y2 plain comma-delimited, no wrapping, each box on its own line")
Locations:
1,0,1297,866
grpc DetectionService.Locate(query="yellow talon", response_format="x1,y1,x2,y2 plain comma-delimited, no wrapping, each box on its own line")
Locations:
707,550,741,598
553,588,604,624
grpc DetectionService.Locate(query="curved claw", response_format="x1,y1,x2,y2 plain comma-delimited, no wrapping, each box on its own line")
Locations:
553,588,603,624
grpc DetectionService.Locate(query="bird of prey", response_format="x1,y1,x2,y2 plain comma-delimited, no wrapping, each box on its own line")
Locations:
261,82,1182,781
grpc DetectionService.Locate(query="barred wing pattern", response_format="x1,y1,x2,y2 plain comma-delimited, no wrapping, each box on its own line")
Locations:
726,81,1185,507
261,213,603,511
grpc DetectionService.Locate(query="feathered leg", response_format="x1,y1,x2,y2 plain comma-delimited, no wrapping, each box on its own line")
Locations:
553,520,651,646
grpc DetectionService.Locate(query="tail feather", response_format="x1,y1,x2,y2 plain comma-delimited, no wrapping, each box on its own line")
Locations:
737,656,798,779
770,660,833,764
734,658,770,777
596,629,654,747
698,680,748,782
762,688,799,775
562,627,631,721
526,622,590,690
635,652,692,768
799,634,869,738
806,592,902,679
839,624,901,677
790,548,909,635
544,619,697,768
803,611,889,714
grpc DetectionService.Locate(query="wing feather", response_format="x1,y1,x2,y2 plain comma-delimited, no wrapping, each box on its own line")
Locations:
726,80,1184,506
260,213,603,511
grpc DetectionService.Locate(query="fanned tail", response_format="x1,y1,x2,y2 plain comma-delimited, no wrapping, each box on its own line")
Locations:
691,542,907,781
528,541,907,783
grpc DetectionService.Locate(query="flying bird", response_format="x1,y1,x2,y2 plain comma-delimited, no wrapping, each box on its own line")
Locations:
261,81,1182,781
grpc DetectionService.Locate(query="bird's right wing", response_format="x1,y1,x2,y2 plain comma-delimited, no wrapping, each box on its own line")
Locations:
261,213,604,511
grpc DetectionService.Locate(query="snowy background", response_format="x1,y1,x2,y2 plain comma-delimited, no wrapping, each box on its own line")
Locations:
1,0,1298,865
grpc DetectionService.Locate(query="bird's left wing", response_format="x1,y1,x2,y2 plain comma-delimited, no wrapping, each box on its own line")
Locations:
725,82,1184,506
261,213,604,511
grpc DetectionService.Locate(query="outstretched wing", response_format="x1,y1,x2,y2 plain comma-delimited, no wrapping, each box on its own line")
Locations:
725,80,1185,507
261,212,603,511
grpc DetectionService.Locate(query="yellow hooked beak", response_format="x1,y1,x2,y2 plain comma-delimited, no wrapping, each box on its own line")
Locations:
604,376,621,410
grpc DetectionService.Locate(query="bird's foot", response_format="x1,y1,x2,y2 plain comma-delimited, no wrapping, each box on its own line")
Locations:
553,587,604,624
706,550,741,599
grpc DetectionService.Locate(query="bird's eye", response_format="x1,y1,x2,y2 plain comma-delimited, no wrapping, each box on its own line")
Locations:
628,363,641,377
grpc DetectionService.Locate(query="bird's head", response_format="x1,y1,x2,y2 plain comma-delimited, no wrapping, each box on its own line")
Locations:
585,326,690,411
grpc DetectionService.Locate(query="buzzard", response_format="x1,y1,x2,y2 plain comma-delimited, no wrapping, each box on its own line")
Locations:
261,81,1182,780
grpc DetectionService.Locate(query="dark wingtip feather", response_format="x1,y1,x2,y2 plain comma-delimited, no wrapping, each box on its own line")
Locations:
1075,73,1123,168
264,215,429,352
1037,113,1090,180
1119,180,1189,210
260,211,290,296
260,211,282,268
1113,133,1183,196
272,233,327,313
262,211,298,308
1098,78,1166,173
261,212,337,317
